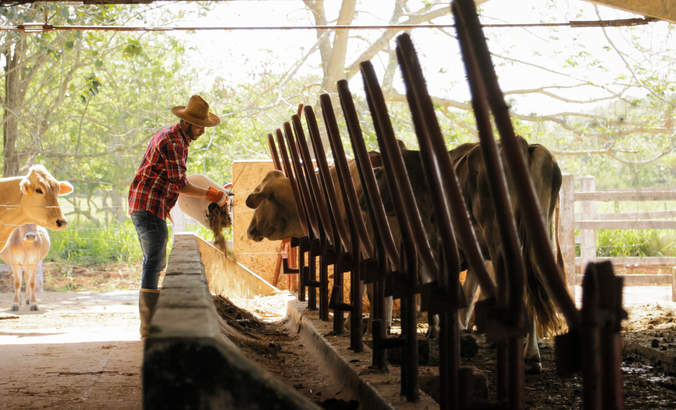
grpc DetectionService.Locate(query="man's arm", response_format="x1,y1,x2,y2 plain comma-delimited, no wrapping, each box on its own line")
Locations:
179,180,228,207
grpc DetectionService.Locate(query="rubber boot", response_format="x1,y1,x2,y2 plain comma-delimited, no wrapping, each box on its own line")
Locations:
139,288,160,338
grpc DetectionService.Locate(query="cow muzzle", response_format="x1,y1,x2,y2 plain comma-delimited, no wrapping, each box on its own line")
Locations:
247,225,263,242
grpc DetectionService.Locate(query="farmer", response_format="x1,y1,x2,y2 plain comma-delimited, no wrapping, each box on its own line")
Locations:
128,94,229,338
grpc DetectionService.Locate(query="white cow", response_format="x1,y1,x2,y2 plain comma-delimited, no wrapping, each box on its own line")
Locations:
0,224,50,311
0,165,73,252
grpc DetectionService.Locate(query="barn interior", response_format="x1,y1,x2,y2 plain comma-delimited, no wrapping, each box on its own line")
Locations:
0,0,674,409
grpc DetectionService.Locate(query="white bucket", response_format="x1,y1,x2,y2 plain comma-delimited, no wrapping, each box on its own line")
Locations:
177,174,232,229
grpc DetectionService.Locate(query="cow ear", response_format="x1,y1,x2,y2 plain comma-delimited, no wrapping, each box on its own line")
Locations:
19,177,31,196
58,181,73,196
246,192,266,209
368,150,382,167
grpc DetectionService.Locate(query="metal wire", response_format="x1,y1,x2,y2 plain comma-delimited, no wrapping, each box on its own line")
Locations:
0,17,658,32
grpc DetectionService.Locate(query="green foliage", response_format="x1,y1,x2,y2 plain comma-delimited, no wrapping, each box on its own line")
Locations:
48,219,143,264
597,230,676,257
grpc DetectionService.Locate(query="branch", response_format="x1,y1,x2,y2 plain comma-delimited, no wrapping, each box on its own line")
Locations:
594,5,674,107
344,5,450,81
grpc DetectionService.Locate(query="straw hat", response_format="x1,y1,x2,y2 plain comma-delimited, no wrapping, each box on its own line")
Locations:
171,95,220,127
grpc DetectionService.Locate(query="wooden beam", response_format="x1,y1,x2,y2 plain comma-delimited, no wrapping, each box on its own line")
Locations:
587,0,676,23
575,219,676,229
575,189,676,201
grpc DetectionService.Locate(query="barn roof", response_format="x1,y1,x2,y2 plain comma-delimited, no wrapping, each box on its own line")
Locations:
590,0,674,23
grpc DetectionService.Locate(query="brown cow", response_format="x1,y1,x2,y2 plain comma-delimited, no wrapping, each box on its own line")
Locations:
0,165,72,252
246,170,305,241
371,136,564,373
0,224,50,311
246,156,394,329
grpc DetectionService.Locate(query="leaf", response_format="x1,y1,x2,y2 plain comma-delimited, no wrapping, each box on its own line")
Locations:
122,39,143,58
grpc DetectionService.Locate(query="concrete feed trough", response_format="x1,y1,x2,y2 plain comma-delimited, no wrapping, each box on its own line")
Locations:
143,233,436,409
142,233,318,409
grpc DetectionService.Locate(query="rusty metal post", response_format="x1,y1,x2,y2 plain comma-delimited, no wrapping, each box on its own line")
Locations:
283,122,320,310
596,261,625,409
320,93,370,351
581,263,602,410
305,105,354,332
362,60,437,402
452,4,526,407
293,113,334,321
297,242,306,302
274,129,308,302
267,133,282,171
337,79,410,374
453,0,580,330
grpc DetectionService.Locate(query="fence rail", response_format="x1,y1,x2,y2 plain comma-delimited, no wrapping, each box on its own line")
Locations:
558,174,676,299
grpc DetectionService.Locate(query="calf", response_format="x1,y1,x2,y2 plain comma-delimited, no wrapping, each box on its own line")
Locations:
0,224,50,311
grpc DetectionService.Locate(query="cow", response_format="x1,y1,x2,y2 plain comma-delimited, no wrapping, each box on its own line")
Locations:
0,165,73,253
245,137,563,372
371,136,564,373
246,169,305,241
0,224,50,311
246,155,394,331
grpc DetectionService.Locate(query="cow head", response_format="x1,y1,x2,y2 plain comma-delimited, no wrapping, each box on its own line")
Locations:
246,170,304,241
19,165,72,231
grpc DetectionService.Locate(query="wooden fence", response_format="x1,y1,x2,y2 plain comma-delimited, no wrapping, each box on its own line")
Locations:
558,174,676,299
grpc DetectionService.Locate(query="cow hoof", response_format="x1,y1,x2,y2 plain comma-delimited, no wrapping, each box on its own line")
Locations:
11,304,19,311
425,331,438,340
525,358,542,374
30,305,39,312
460,334,479,358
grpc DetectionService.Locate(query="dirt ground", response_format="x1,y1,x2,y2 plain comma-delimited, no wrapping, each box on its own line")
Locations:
215,286,676,409
0,263,142,410
1,264,675,409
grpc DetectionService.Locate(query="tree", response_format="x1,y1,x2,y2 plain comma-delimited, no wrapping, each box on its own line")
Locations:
0,3,199,221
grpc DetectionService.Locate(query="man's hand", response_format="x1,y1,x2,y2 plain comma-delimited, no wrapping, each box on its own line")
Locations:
206,186,228,207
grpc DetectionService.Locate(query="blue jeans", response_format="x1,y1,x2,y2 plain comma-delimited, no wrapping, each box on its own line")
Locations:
130,211,168,290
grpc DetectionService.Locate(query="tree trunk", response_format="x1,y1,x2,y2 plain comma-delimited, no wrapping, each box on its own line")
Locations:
2,37,24,177
320,0,356,92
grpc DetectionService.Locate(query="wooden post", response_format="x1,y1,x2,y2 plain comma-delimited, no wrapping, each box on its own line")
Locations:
580,176,597,274
672,266,676,302
559,174,576,296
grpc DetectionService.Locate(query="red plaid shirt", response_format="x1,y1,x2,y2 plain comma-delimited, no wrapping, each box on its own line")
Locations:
128,123,190,219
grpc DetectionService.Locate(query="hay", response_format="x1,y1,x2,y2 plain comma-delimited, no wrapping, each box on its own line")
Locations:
206,201,232,253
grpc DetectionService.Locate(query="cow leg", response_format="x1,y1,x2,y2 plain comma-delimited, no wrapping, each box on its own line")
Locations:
458,262,495,331
364,282,393,335
426,313,439,339
11,265,21,311
524,318,542,374
359,284,374,335
383,295,392,335
458,271,480,330
26,264,39,311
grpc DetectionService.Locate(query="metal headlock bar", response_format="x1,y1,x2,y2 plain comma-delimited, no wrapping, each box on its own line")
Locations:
256,0,628,407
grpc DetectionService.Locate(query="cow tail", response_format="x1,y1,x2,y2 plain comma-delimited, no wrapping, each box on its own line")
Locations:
525,155,567,338
524,229,567,338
